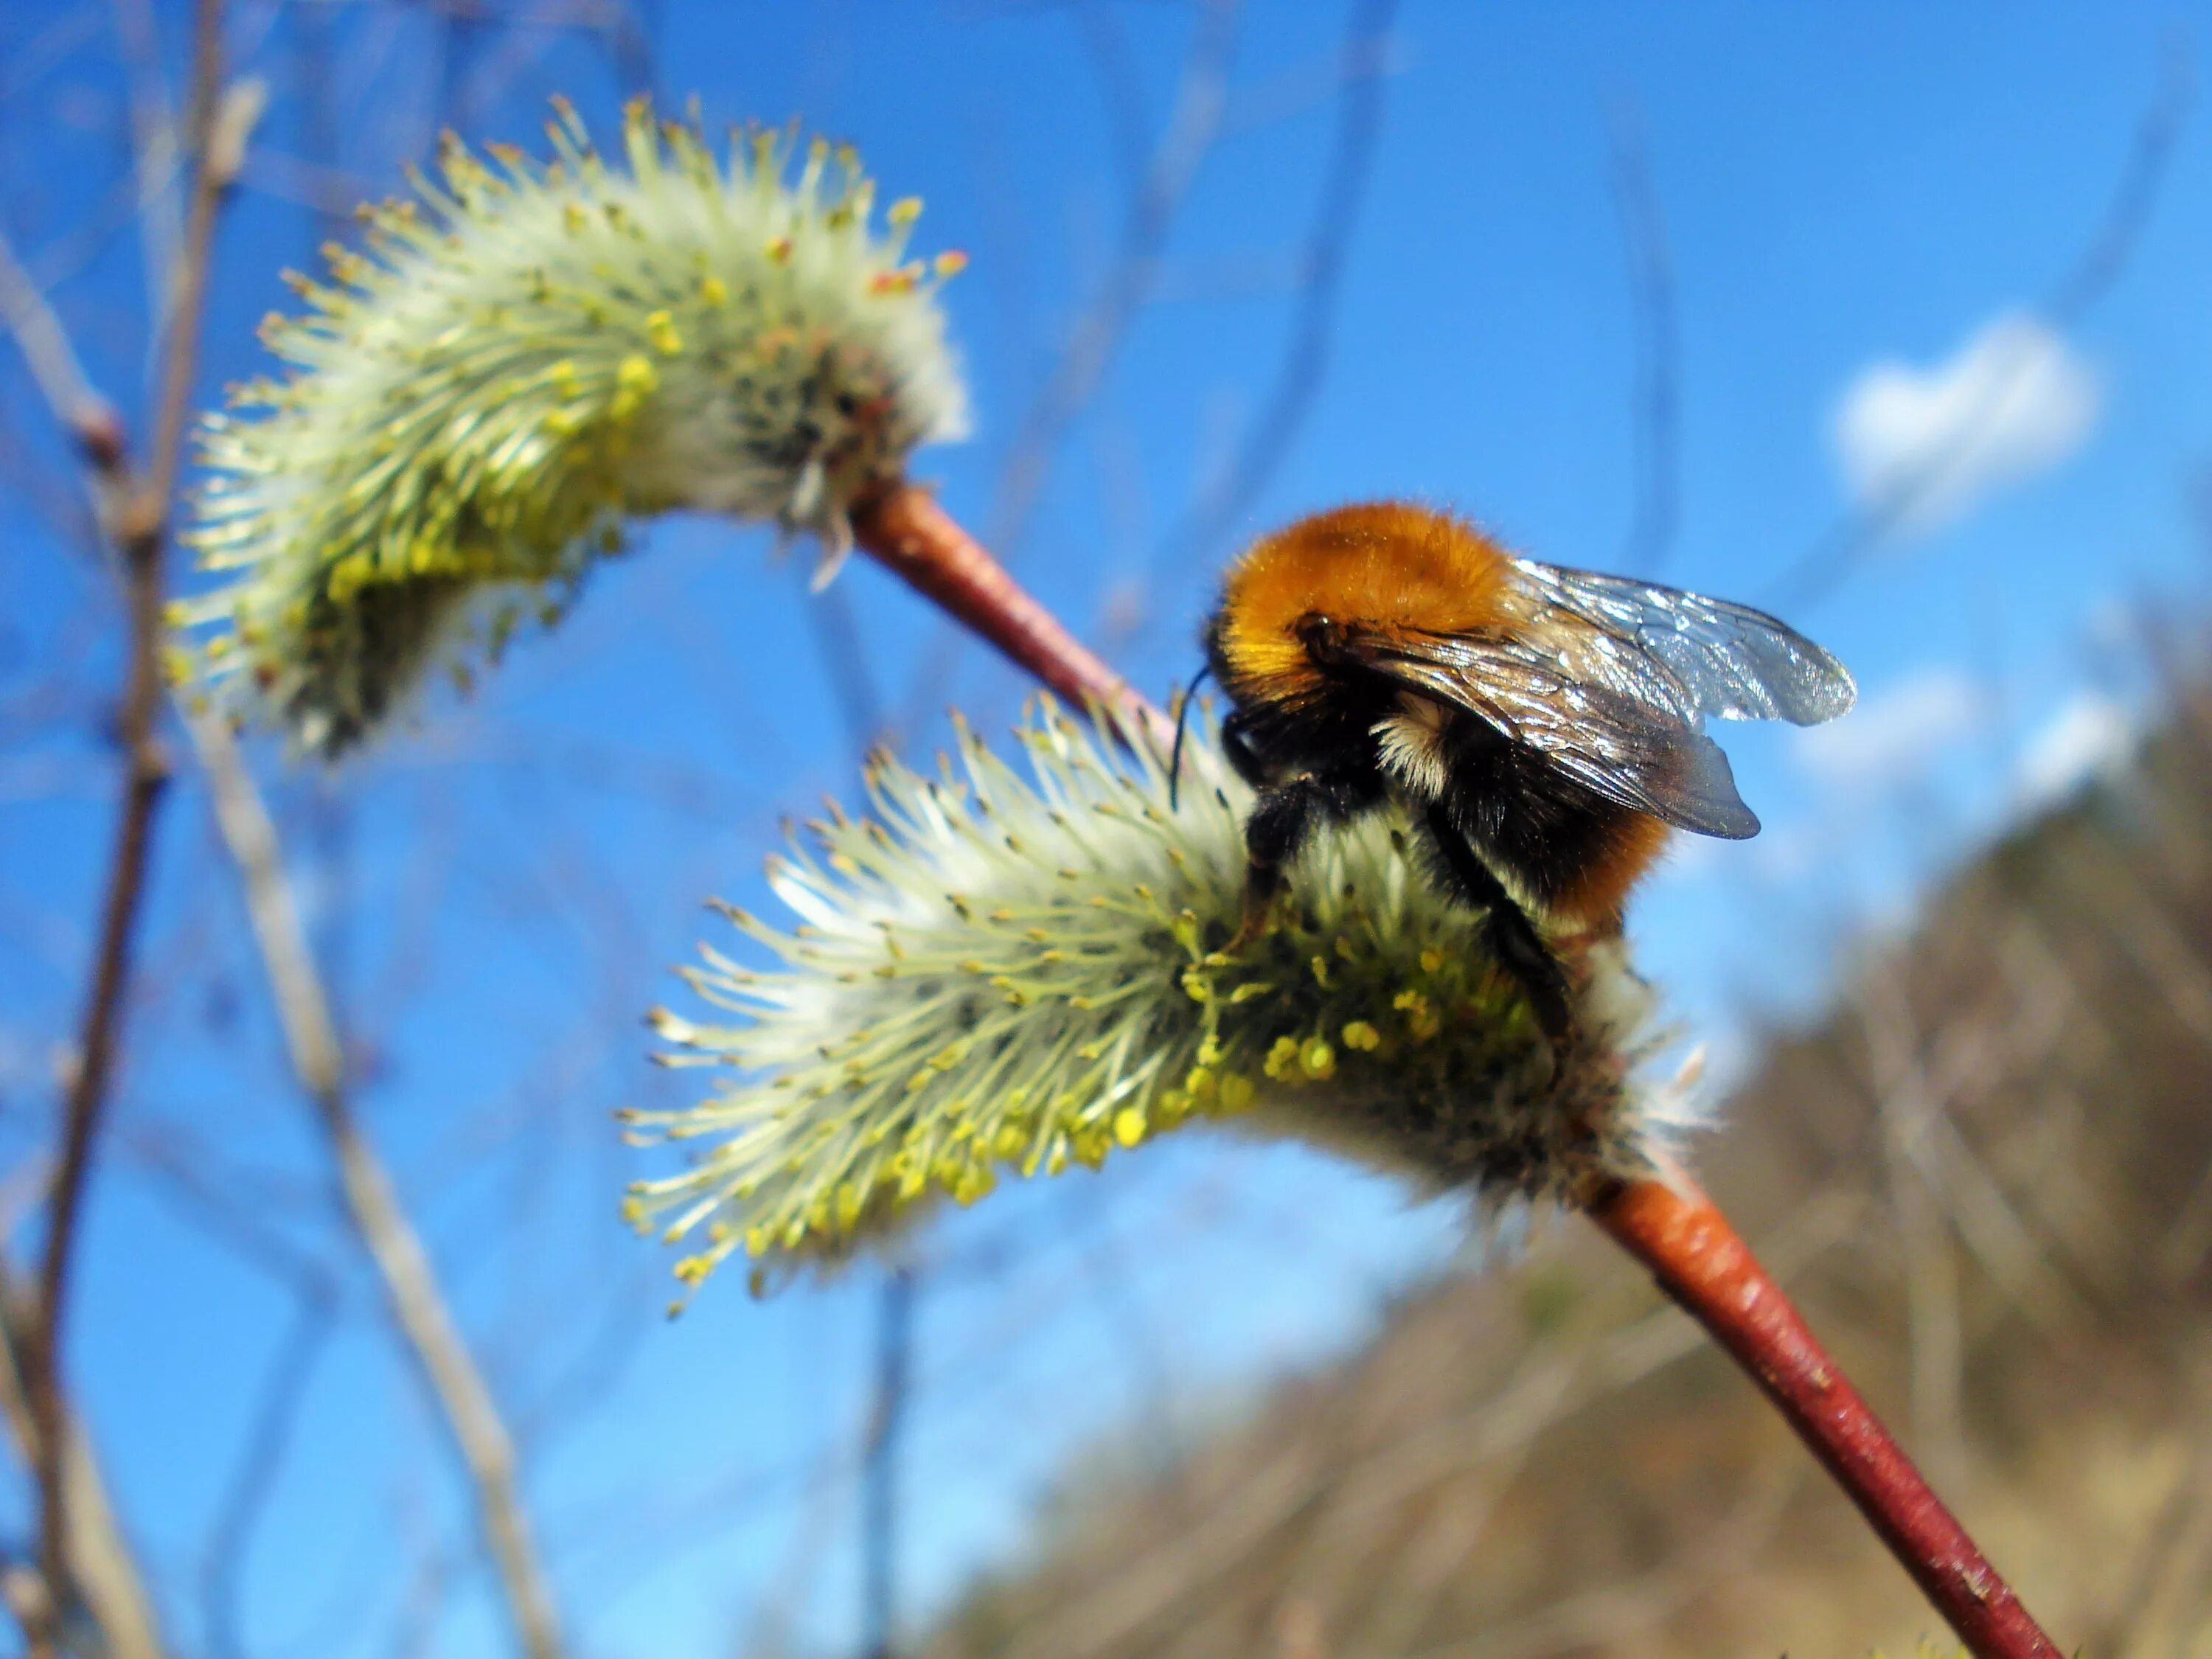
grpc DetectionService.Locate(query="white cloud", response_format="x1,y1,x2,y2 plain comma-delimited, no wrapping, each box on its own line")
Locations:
1832,310,2099,535
1792,664,1988,793
2016,692,2133,807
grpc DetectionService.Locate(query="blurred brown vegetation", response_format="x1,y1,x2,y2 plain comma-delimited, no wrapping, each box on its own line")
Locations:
913,668,2212,1659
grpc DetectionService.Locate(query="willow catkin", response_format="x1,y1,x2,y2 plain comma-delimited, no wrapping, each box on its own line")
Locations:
175,97,967,756
625,703,1705,1304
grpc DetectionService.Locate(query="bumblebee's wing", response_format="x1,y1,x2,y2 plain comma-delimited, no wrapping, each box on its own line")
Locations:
1340,625,1761,840
1511,559,1857,726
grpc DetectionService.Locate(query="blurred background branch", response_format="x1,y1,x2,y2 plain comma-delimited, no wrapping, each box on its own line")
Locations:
1147,0,1399,582
895,0,1241,734
11,4,224,1652
1605,94,1679,577
193,714,568,1659
0,1257,163,1659
1775,35,2194,605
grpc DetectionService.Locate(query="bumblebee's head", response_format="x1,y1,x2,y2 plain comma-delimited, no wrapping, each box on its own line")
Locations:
1207,501,1512,710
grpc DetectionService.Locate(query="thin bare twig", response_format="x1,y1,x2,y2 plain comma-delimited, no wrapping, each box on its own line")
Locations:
2107,1360,2212,1657
1159,0,1399,568
804,566,916,1659
20,3,226,1649
894,0,1241,732
1606,96,1680,575
0,234,116,450
191,715,569,1659
986,0,1238,563
24,458,166,1659
0,1259,163,1659
860,1267,915,1659
0,11,102,108
2,24,571,1645
1074,1,1149,195
1421,1463,1804,1659
2045,32,2197,321
204,1288,338,1659
1773,38,2193,605
111,0,187,351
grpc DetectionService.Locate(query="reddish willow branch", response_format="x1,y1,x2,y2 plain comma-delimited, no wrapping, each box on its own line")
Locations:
850,483,1175,751
1587,1174,2059,1658
846,477,2062,1659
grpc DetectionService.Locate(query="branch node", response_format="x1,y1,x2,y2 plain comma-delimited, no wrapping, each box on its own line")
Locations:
70,405,129,478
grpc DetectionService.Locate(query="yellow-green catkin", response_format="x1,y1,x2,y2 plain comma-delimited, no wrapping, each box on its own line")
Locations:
177,97,968,757
623,703,1702,1303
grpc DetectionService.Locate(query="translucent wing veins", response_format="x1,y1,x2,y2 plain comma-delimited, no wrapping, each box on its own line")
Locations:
1336,625,1761,839
1510,558,1857,727
1304,560,1851,842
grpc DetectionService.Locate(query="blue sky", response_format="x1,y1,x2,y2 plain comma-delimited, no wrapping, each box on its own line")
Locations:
4,3,2211,1656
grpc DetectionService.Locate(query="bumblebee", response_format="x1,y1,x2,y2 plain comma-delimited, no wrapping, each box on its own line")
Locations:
1203,501,1856,1042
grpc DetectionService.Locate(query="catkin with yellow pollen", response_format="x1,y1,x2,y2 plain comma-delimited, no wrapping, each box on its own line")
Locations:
623,701,1707,1306
175,97,970,757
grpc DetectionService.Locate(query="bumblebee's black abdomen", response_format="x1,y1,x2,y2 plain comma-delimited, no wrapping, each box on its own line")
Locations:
1428,711,1665,928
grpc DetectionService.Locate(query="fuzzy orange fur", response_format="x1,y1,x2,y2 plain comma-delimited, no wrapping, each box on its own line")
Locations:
1214,501,1678,928
1215,502,1514,703
1551,810,1671,930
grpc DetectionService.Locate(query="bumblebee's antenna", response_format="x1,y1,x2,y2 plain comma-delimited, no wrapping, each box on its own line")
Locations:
1168,666,1211,811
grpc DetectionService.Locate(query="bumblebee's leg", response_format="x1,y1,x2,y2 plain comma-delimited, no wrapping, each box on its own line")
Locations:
1226,770,1377,950
1417,805,1573,1049
1226,777,1318,950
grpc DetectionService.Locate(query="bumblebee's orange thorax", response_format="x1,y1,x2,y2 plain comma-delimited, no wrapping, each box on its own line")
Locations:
1214,502,1514,703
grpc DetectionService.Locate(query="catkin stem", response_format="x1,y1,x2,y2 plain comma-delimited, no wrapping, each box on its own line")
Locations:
849,482,1173,751
846,473,2063,1658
